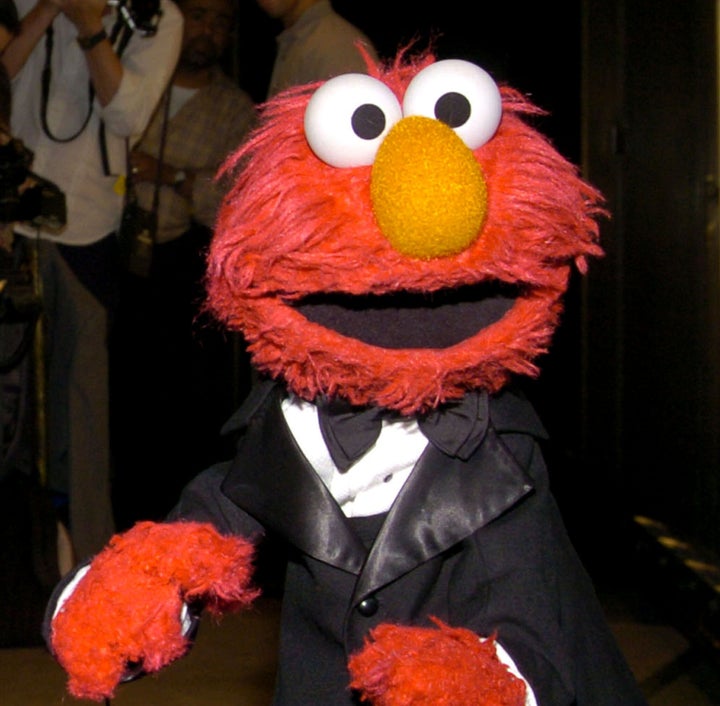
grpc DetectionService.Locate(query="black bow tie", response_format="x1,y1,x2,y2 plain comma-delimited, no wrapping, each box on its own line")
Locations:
315,391,490,471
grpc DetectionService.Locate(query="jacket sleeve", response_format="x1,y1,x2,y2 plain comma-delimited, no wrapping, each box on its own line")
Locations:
166,461,266,541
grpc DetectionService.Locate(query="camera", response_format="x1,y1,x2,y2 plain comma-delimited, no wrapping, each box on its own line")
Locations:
108,0,162,37
0,135,66,231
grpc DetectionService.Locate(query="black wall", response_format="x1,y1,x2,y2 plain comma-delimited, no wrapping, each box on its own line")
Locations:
233,1,583,160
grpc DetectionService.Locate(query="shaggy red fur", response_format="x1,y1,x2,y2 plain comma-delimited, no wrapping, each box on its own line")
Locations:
50,522,259,701
204,47,605,413
348,618,527,706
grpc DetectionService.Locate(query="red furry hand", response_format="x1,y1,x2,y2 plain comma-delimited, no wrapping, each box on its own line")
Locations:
348,619,527,706
50,521,259,701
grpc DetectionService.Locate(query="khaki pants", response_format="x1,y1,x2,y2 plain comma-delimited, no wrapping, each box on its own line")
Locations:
37,239,115,561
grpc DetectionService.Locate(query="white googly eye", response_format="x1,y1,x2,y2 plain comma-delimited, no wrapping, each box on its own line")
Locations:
402,59,502,150
304,73,402,168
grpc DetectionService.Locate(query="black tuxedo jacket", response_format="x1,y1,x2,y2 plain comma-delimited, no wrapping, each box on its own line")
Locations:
169,381,647,706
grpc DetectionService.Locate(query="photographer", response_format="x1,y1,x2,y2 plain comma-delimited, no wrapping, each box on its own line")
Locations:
2,0,182,560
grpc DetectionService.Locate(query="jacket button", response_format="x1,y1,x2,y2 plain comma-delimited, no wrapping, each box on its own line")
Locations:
357,596,379,617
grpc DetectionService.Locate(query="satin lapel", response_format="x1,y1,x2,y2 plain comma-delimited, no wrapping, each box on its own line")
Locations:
220,387,367,574
352,426,534,602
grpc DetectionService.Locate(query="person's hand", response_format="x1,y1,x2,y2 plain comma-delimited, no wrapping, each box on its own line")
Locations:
53,0,107,36
129,151,161,185
129,151,195,199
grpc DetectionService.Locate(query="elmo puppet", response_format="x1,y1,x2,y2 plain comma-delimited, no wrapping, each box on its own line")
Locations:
45,48,648,706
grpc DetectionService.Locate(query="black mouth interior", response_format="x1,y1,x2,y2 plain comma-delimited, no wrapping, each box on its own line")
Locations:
293,282,520,349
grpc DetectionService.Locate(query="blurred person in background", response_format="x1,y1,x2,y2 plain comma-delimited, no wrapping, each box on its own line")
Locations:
2,0,183,560
110,0,256,529
256,0,377,98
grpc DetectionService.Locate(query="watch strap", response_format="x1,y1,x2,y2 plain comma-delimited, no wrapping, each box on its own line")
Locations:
77,28,108,51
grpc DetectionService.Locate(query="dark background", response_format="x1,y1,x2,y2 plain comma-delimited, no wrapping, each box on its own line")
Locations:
232,1,583,160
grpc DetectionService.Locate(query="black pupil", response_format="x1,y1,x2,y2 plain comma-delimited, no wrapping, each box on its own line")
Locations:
435,92,471,129
352,104,386,140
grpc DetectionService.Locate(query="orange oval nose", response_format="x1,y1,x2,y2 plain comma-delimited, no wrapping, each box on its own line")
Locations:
370,115,488,259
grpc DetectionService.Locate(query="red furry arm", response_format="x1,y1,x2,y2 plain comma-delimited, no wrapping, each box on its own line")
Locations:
50,521,259,701
348,618,527,706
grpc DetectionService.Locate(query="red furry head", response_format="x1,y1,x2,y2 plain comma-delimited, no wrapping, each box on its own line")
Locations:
206,48,604,414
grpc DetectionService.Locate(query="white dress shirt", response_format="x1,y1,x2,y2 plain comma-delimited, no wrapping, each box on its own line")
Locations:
281,393,428,518
11,0,183,244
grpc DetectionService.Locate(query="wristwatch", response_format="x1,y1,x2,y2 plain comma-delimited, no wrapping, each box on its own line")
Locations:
76,28,107,51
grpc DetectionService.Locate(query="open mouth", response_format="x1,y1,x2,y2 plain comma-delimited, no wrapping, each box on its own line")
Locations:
293,282,521,349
